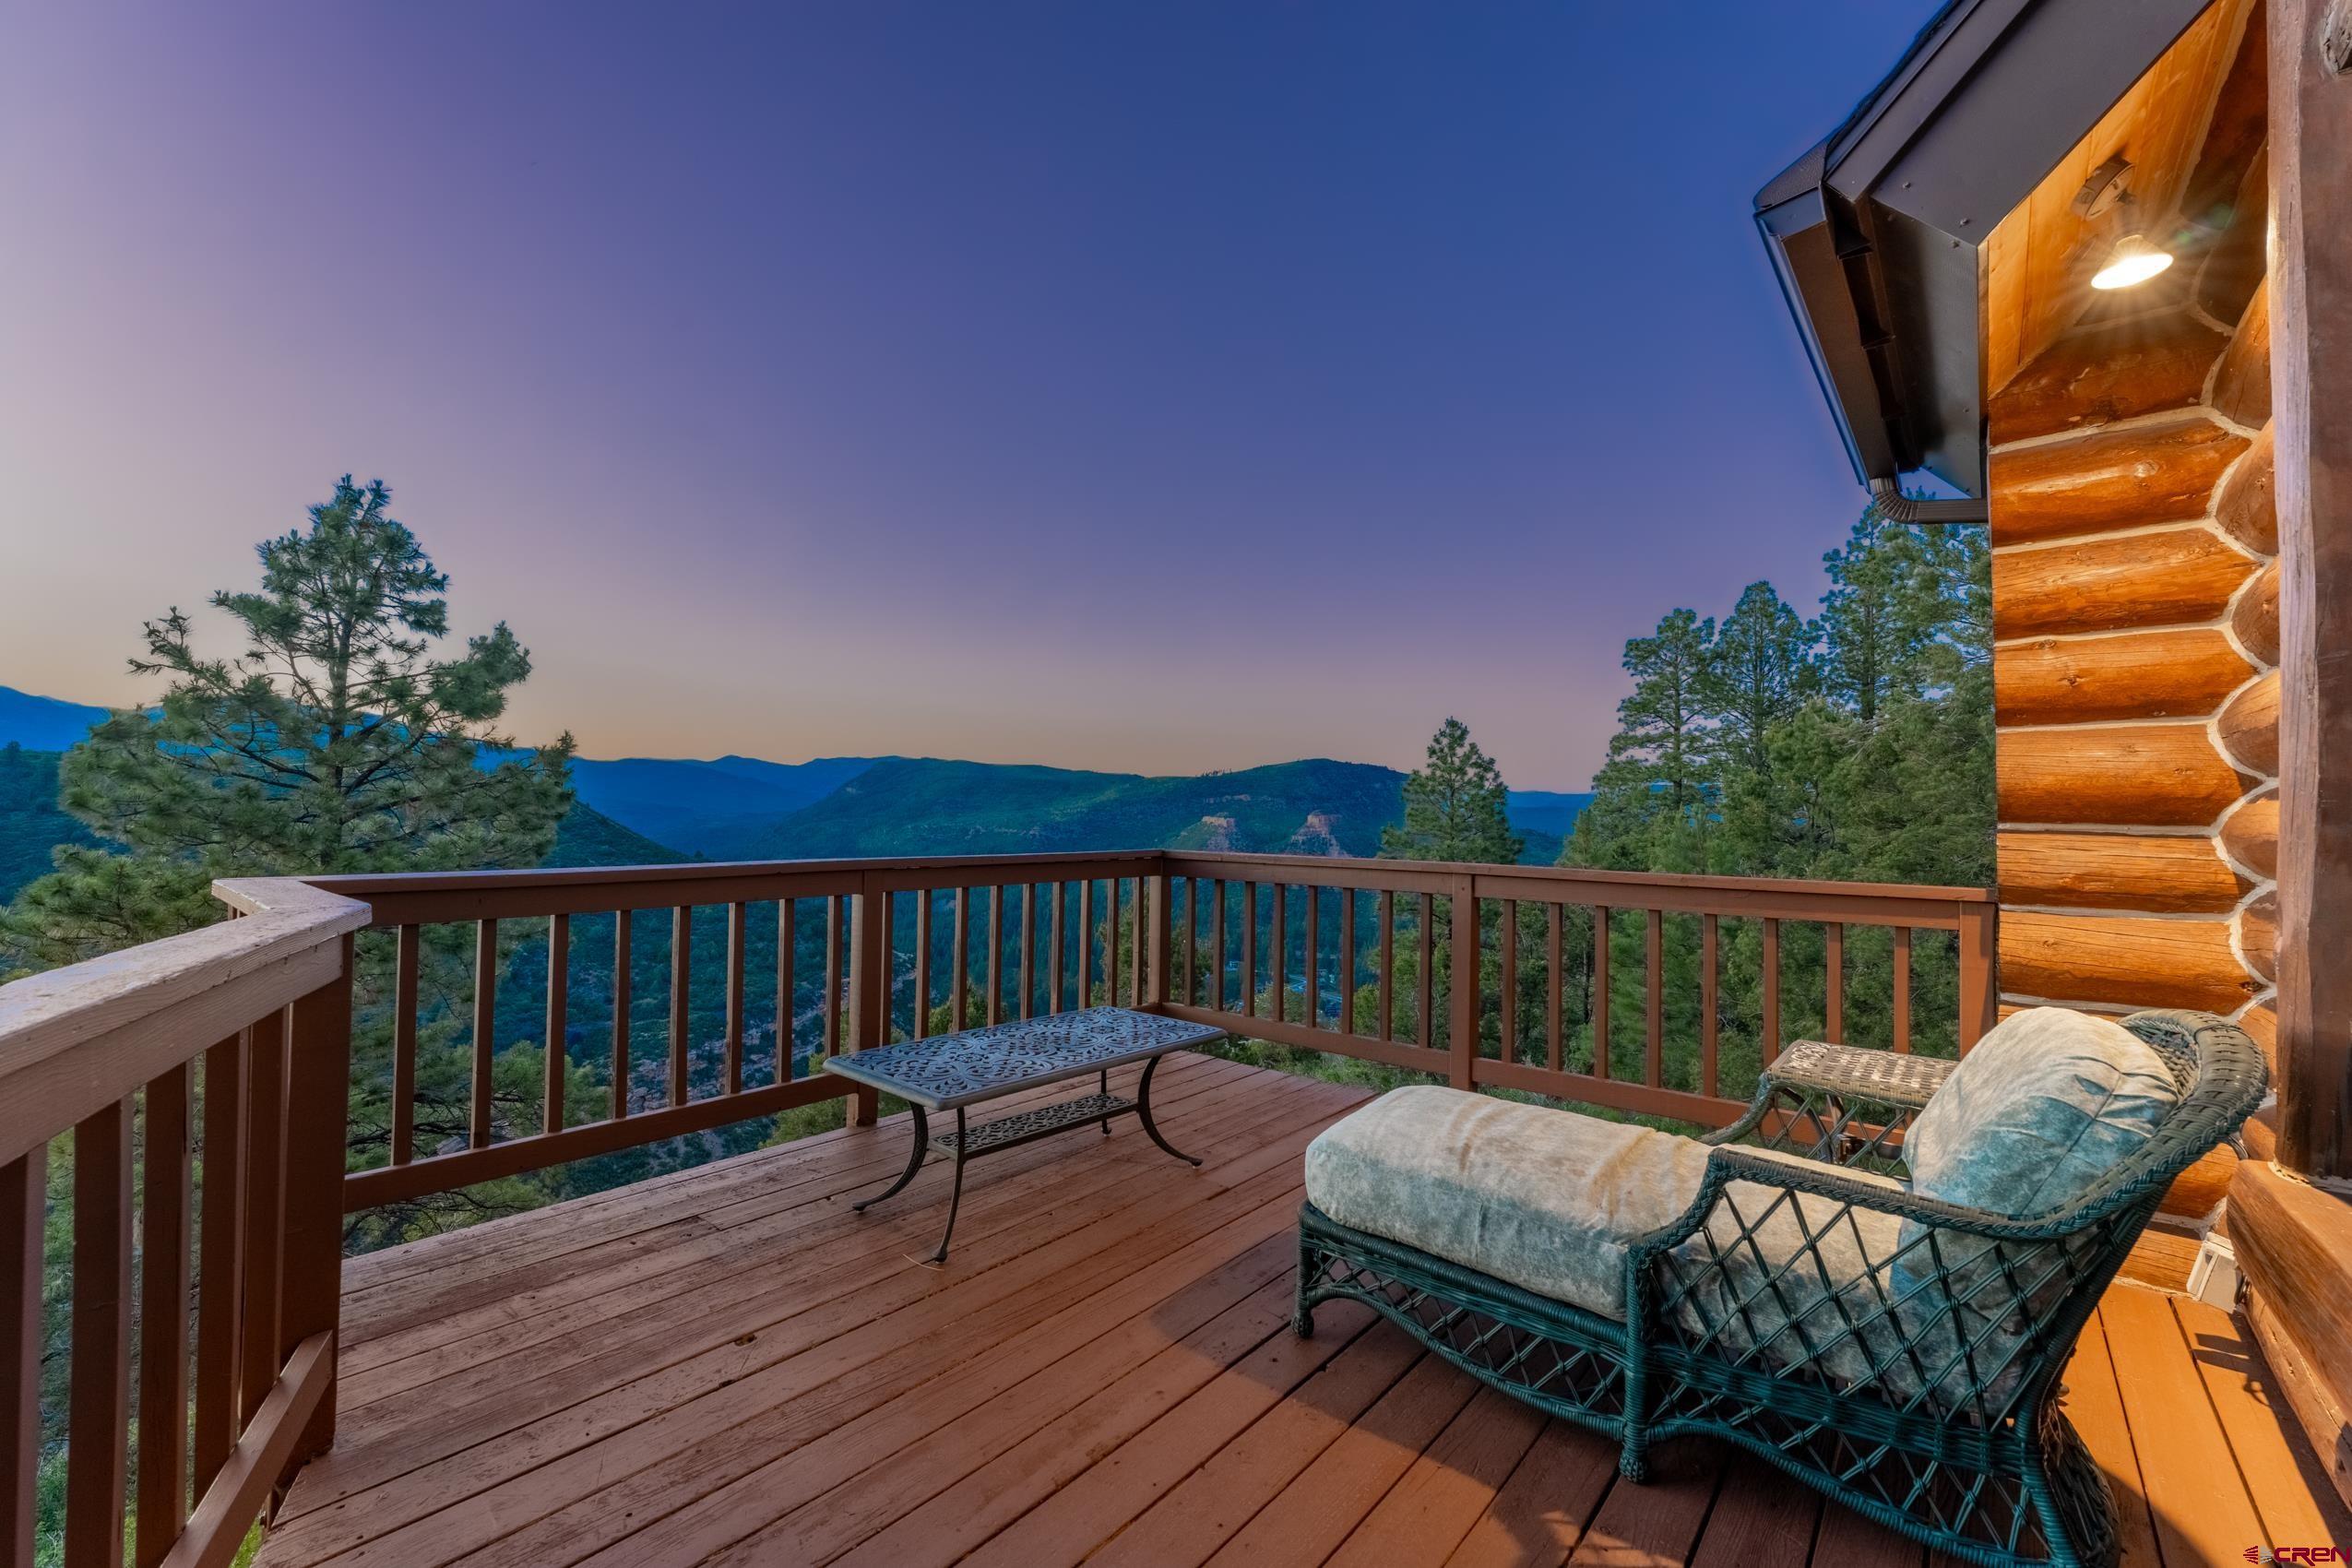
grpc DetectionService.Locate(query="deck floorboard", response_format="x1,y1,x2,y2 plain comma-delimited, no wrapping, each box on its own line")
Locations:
255,1057,2342,1568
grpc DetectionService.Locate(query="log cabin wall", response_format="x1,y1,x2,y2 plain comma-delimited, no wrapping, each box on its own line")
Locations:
1984,0,2275,1222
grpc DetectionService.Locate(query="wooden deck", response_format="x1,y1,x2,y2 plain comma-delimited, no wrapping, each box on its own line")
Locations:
255,1056,2348,1568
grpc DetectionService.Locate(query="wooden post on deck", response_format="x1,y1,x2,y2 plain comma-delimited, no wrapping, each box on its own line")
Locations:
2271,0,2352,1181
280,935,353,1466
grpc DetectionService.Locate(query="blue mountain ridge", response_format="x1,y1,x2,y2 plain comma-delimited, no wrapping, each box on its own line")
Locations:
0,685,1589,867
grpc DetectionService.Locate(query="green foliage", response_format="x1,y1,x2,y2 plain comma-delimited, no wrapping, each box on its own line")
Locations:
5,477,576,967
0,746,96,932
1220,515,1990,1127
1380,718,1521,866
1564,510,1992,1098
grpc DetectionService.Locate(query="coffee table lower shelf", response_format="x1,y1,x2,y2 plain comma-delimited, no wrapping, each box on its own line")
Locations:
847,1052,1204,1263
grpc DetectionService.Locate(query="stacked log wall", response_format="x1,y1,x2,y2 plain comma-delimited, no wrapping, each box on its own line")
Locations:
1989,245,2278,1216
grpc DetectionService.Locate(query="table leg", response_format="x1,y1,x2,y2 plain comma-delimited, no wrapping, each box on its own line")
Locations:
930,1107,968,1264
1136,1053,1203,1167
853,1104,930,1213
1099,1067,1111,1134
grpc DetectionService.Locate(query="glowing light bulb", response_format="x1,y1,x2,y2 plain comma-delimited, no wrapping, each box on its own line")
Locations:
2091,233,2174,290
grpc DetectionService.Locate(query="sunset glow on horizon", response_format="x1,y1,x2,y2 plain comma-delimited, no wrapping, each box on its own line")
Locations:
0,2,1938,788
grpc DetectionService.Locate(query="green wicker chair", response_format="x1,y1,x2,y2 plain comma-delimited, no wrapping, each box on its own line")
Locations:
1292,1009,2267,1568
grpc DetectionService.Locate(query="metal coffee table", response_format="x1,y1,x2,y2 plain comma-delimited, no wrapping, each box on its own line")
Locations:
824,1006,1226,1262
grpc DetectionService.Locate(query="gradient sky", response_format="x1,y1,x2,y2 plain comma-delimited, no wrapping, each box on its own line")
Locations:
0,2,1936,789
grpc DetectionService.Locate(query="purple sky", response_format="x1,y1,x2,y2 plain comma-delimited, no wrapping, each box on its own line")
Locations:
0,2,1932,788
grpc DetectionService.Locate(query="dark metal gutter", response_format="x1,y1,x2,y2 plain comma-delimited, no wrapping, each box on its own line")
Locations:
1756,0,2215,510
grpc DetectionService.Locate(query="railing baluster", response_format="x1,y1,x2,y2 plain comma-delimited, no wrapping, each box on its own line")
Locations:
1176,881,1193,1007
1241,883,1258,1019
952,886,971,1028
1336,887,1355,1035
1134,878,1149,1009
1592,906,1610,1079
1267,882,1285,1022
613,911,634,1111
723,903,746,1093
1701,913,1719,1099
1019,885,1037,1020
1303,884,1320,1030
1416,893,1433,1048
237,1013,285,1428
669,907,693,1107
1762,917,1782,1065
136,1064,193,1568
1075,881,1092,1008
825,896,845,1059
1212,881,1228,1013
191,1035,245,1498
470,919,498,1148
1548,903,1564,1074
546,912,571,1134
773,900,792,1083
66,1097,133,1568
0,1147,42,1566
1377,891,1394,1041
1499,899,1517,1061
1645,909,1664,1087
1107,879,1122,1007
914,890,933,1038
391,923,419,1166
1824,921,1844,1044
1050,883,1067,1014
989,886,1006,1026
877,891,897,1042
1894,926,1913,1053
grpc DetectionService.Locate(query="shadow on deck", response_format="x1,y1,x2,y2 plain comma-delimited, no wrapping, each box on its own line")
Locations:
255,1056,2346,1568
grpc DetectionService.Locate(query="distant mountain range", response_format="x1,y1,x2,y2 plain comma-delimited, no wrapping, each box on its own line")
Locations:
0,685,1592,897
562,754,885,858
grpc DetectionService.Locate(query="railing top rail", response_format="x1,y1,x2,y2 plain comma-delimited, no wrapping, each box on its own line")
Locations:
1165,849,1995,905
0,876,366,1164
297,848,1168,898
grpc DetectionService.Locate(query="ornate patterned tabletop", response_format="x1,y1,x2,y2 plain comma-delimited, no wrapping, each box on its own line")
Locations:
825,1006,1226,1263
823,1006,1228,1110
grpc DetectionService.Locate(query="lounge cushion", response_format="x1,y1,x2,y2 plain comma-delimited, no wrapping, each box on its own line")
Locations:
1302,1087,1976,1405
1302,1086,1708,1318
1905,1007,2180,1220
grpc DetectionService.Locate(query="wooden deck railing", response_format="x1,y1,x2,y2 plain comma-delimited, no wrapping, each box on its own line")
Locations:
0,847,1992,1563
0,876,366,1568
1162,852,1997,1128
296,851,1167,1208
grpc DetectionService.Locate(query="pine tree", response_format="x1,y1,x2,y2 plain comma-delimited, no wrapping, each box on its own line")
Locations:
5,477,574,965
1820,509,1989,721
1380,717,1521,865
1702,581,1817,778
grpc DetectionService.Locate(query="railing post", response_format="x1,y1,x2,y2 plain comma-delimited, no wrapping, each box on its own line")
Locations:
280,933,353,1467
843,873,884,1126
1957,900,1998,1051
1146,865,1172,1010
0,1146,39,1567
1448,875,1478,1090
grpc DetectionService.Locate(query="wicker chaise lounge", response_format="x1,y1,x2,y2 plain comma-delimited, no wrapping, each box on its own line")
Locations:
1292,1008,2267,1568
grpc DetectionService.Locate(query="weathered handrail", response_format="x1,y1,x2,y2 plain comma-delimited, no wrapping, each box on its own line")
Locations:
1162,851,1997,1128
0,876,366,1567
